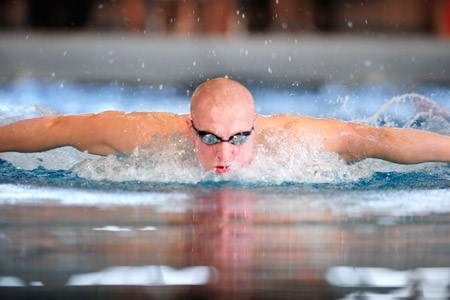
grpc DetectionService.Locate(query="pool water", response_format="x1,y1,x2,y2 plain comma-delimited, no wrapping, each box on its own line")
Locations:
0,79,450,299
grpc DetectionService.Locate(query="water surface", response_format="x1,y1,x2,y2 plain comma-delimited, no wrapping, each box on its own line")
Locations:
0,80,449,299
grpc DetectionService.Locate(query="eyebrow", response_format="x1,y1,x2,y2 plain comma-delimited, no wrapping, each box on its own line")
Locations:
191,121,253,139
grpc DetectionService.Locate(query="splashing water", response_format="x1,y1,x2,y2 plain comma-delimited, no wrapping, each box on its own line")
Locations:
73,133,204,183
364,93,450,133
0,81,449,187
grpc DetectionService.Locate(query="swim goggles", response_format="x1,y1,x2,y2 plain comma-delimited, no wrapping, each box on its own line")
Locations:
191,121,254,145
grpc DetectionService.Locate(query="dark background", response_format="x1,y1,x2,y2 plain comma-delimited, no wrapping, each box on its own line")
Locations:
0,0,449,37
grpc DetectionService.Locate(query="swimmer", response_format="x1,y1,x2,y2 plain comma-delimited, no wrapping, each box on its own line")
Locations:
0,78,449,174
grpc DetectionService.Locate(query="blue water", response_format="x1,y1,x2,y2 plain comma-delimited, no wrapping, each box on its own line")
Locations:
0,79,449,191
0,158,449,192
1,79,450,299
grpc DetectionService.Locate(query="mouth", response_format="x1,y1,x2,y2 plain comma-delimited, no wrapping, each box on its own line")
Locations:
214,166,230,174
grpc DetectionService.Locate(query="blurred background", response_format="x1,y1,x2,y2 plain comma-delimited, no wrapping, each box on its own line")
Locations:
1,0,450,37
1,0,450,91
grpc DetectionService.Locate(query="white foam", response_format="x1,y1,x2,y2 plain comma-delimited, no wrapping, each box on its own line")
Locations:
319,189,450,217
0,276,25,287
73,134,205,183
2,184,450,218
91,225,158,232
139,226,157,231
0,147,96,170
327,266,450,299
67,265,213,286
29,281,44,286
92,226,131,232
0,184,190,207
1,92,449,184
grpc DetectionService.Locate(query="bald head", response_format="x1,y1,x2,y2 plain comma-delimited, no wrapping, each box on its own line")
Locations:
189,78,257,172
190,78,256,122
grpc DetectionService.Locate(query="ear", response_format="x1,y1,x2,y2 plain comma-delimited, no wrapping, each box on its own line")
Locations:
186,117,196,140
185,117,193,129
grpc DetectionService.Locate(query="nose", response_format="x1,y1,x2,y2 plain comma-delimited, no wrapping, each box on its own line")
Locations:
215,142,234,164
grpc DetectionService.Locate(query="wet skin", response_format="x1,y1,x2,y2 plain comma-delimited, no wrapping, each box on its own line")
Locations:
0,78,449,173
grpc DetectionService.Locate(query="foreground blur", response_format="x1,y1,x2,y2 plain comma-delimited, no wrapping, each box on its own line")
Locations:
1,187,450,299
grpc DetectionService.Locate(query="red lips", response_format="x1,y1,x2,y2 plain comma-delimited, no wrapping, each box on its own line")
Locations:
214,166,230,174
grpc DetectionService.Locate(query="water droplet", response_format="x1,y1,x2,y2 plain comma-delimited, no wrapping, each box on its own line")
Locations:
364,59,372,67
25,34,30,40
51,72,55,77
137,78,141,82
98,4,103,9
63,50,68,56
267,66,272,74
159,84,163,90
347,21,353,28
193,60,196,66
141,62,145,68
244,49,248,56
288,56,292,62
236,10,239,15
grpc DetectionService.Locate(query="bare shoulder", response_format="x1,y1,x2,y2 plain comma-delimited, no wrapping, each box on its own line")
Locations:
256,113,355,152
92,111,189,131
256,113,347,132
80,111,190,153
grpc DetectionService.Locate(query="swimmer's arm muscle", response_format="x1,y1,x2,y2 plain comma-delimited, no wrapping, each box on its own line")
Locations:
0,112,143,155
334,123,450,164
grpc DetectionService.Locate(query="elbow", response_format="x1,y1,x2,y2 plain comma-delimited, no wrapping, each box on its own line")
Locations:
334,123,378,163
44,115,64,130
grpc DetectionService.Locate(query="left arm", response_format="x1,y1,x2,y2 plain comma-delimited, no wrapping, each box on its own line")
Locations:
331,122,450,164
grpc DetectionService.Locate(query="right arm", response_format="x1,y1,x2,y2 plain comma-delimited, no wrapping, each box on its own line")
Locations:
0,111,154,155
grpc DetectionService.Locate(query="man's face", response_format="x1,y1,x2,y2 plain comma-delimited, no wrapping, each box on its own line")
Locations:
190,111,256,174
189,78,257,174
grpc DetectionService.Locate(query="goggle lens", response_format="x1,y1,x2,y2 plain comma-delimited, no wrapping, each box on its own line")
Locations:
192,121,253,146
229,133,250,145
201,134,222,145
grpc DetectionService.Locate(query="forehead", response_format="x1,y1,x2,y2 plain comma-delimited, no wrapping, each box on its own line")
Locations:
194,105,254,134
190,78,255,134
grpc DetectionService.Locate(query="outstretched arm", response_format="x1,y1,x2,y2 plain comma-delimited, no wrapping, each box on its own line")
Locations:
332,122,450,164
0,111,156,155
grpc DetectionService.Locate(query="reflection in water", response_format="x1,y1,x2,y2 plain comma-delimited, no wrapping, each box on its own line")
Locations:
0,276,25,287
1,187,450,299
191,189,255,297
327,267,450,299
67,265,213,286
